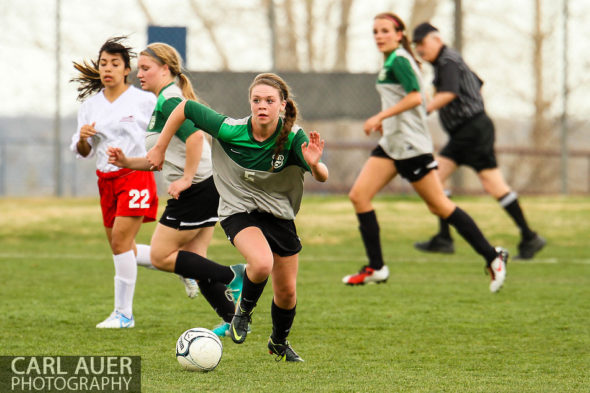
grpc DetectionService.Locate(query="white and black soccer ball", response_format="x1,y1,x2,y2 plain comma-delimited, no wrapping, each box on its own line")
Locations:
176,328,223,372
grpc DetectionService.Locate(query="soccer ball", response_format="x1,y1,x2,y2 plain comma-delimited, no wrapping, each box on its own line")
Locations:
176,328,223,372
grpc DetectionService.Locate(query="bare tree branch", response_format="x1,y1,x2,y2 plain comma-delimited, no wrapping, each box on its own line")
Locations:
408,0,439,32
136,0,154,25
333,0,353,71
305,0,315,70
188,0,229,70
523,0,557,189
318,0,337,71
275,0,300,71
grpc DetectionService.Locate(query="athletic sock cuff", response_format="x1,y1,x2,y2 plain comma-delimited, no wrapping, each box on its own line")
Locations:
357,210,378,227
135,244,153,268
174,250,204,276
498,191,518,207
271,301,296,315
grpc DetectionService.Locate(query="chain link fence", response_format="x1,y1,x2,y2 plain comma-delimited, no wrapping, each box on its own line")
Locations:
1,71,590,196
1,0,589,196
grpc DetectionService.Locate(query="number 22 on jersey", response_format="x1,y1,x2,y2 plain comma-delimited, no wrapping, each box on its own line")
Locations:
128,189,151,208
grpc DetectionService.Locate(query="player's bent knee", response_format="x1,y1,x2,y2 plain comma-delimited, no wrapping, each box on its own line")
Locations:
247,262,273,281
274,287,296,305
110,240,133,255
348,189,370,210
151,252,175,272
109,229,136,254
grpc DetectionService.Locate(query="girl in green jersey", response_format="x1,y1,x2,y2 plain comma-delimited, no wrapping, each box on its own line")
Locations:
343,13,509,293
147,73,328,362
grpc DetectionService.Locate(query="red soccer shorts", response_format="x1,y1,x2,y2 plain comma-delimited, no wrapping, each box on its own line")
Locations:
96,168,158,228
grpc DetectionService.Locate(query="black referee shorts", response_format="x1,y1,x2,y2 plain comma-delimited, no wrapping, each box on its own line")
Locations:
440,112,498,172
159,176,220,230
220,210,302,257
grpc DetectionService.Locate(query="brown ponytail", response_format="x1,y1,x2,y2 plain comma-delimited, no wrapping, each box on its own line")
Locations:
177,73,198,101
272,97,298,169
140,43,202,103
71,36,134,101
375,12,421,67
249,73,298,171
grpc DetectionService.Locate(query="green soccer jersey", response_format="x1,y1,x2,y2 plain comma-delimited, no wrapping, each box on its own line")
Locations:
376,47,432,160
183,100,311,220
145,83,212,186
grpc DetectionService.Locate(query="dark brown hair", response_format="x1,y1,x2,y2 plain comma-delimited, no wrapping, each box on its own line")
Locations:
375,12,421,67
71,36,135,101
249,73,298,171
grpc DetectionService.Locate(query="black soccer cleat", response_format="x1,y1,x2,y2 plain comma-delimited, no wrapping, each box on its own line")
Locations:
230,301,252,344
414,234,455,254
515,233,546,260
268,337,304,362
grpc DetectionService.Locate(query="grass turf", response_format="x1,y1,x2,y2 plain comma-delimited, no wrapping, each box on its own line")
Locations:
0,195,589,392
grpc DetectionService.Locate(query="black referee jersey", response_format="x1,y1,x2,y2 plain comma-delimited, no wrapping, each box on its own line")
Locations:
432,45,485,133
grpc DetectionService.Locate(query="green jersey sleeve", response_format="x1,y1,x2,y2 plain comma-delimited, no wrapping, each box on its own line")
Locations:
161,97,197,143
391,56,420,93
183,100,227,138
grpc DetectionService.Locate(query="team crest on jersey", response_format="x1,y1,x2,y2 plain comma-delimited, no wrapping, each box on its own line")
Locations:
148,115,156,130
378,67,387,82
272,154,285,169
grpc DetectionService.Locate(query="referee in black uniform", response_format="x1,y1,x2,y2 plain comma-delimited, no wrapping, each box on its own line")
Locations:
411,22,545,259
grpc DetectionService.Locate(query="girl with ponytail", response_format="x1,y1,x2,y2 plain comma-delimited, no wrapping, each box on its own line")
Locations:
343,13,509,293
107,42,246,338
146,72,329,362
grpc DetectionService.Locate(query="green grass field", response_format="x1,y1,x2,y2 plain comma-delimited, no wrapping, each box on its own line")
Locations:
1,195,589,392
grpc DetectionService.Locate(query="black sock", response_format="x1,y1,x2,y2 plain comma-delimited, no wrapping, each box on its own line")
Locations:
271,301,296,344
239,270,268,314
198,281,234,323
498,192,535,240
357,211,384,269
438,217,452,239
437,190,452,239
174,250,234,285
445,207,497,264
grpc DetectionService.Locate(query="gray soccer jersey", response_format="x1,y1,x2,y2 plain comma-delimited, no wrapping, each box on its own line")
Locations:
211,135,306,220
183,101,312,220
376,47,433,160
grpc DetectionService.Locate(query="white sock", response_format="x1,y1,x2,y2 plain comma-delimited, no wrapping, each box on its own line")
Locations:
113,250,137,318
135,244,155,269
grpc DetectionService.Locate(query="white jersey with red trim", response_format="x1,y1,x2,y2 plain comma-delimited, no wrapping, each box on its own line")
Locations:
70,85,156,173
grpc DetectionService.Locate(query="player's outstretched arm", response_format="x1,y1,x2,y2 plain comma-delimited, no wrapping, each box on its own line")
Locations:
167,130,204,199
301,131,329,182
107,147,152,171
147,100,188,170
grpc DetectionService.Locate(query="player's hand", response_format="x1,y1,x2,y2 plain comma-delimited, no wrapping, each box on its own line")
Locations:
168,178,191,200
301,131,325,167
107,147,128,168
146,145,165,171
79,122,97,139
363,115,383,136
